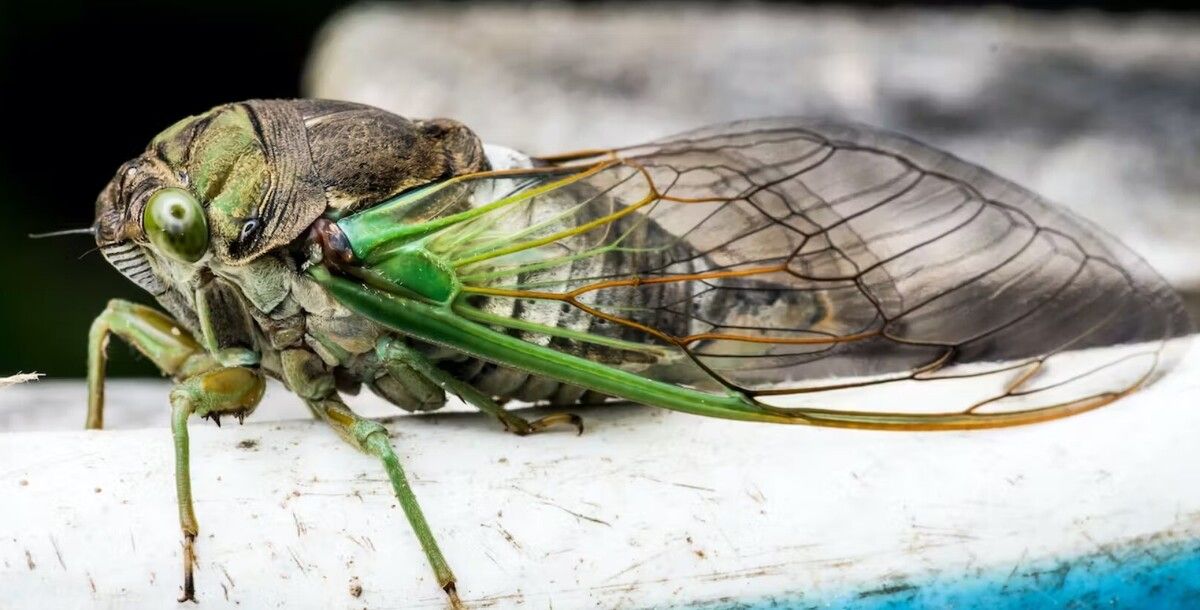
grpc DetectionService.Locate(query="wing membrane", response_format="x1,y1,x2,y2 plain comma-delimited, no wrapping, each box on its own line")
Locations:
424,119,1192,422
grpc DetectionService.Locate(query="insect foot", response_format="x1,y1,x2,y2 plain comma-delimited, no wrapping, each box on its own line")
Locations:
522,412,585,436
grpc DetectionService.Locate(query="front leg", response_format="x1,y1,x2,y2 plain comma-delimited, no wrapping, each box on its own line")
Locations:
87,299,265,602
86,299,215,429
170,366,265,602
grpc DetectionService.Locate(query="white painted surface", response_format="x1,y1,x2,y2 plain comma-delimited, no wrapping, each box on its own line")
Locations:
0,341,1196,608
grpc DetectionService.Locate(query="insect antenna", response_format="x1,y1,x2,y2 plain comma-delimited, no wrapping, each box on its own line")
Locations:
29,226,97,239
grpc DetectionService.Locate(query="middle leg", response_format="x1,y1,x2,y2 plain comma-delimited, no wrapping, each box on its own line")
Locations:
279,348,462,607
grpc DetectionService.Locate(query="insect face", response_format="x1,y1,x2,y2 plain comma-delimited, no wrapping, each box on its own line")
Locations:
94,153,201,299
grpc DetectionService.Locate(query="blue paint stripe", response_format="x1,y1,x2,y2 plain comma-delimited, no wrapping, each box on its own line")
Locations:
680,538,1200,609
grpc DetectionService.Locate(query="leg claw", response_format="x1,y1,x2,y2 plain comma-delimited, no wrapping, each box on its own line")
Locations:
178,533,197,603
445,582,464,609
525,413,584,436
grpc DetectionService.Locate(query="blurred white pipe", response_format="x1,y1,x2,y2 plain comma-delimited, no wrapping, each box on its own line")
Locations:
306,5,1200,292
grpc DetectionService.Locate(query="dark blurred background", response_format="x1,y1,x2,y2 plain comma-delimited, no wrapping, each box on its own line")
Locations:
0,0,1196,378
0,0,352,376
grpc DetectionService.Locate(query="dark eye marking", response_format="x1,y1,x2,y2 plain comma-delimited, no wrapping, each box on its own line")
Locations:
239,217,262,244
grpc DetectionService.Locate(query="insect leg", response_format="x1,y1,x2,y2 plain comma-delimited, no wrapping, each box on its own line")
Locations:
169,366,265,602
306,394,463,608
278,348,462,607
377,337,583,436
86,299,216,429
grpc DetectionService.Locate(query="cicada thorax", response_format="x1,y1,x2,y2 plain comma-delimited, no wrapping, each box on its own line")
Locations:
143,99,489,264
94,99,498,405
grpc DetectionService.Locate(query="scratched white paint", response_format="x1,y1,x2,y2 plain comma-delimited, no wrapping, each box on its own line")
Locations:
0,339,1196,608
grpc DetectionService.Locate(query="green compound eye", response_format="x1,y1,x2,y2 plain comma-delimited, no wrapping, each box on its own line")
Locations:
143,188,208,263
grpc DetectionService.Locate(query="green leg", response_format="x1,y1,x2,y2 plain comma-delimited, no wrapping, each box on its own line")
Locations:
86,299,215,429
377,337,582,436
279,348,462,607
88,300,265,602
170,366,265,603
305,395,463,608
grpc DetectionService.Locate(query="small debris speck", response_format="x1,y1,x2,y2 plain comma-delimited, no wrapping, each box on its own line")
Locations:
349,576,363,598
94,487,102,493
19,480,28,486
237,439,259,450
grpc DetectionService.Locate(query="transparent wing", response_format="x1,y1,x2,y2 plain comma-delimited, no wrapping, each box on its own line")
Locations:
422,119,1192,422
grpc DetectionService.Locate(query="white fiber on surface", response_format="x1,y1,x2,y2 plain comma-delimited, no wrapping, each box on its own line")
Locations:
0,373,40,389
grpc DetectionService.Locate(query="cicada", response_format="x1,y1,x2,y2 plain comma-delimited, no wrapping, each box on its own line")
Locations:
81,100,1192,604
